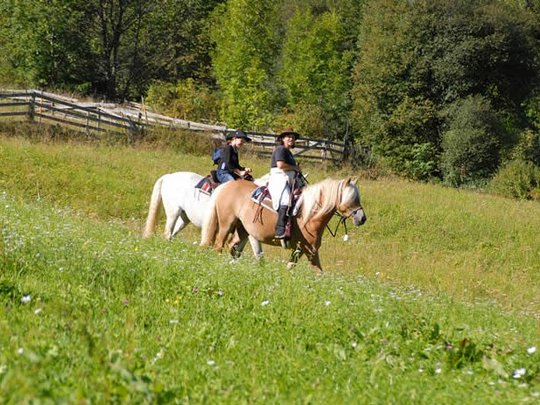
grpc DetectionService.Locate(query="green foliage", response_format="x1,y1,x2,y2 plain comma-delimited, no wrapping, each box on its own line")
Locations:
352,0,539,179
273,102,327,137
0,0,220,99
441,96,506,186
489,159,540,201
511,129,540,165
403,143,439,181
145,80,220,122
210,0,282,129
279,8,353,138
0,0,93,90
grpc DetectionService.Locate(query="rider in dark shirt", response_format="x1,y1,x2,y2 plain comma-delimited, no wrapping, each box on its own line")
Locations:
268,128,302,239
216,130,252,183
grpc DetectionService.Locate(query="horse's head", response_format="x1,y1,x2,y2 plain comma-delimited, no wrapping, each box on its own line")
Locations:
338,178,366,226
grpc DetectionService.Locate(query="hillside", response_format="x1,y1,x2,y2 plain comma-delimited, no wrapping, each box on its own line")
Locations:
1,130,539,402
1,129,539,316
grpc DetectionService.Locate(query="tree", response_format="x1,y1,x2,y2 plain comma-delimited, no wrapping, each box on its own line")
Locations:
0,0,94,90
279,8,354,138
352,0,540,179
441,96,507,186
0,0,223,99
211,0,282,129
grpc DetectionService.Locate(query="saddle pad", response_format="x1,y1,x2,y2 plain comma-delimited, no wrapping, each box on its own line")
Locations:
195,176,215,195
250,186,275,213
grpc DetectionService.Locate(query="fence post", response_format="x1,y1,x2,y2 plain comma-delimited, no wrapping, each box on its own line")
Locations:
28,92,35,122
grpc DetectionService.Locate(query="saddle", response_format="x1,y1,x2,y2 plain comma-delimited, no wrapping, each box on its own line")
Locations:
195,171,220,195
196,171,255,195
250,185,303,217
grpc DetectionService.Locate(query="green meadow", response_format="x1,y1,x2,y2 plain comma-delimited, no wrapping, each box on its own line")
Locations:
1,128,539,403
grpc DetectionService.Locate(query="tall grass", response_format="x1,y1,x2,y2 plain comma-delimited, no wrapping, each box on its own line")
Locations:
1,130,538,317
1,194,539,403
1,127,540,402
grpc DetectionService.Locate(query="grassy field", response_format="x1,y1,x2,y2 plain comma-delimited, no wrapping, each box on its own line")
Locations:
1,128,539,403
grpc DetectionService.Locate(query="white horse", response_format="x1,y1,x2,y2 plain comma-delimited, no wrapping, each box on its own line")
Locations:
143,171,263,257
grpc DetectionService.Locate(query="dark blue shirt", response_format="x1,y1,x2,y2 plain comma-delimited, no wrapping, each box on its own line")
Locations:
219,145,244,174
271,145,296,168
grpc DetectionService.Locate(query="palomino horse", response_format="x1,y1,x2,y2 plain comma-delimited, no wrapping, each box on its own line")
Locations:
200,178,366,272
143,171,262,257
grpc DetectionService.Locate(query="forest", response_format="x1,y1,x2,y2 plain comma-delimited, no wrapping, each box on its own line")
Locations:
1,0,539,196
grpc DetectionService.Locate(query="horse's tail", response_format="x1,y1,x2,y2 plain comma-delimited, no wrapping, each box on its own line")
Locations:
200,187,221,247
143,176,165,238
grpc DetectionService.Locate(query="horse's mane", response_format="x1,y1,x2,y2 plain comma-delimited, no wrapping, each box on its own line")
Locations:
299,178,359,222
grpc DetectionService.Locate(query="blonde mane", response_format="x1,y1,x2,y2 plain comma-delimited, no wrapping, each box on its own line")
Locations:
299,178,359,222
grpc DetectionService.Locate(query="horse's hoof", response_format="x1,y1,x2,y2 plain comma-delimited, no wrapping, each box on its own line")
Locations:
286,262,295,270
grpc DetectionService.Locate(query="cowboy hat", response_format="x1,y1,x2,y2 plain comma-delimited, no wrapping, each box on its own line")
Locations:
277,127,300,141
227,129,252,142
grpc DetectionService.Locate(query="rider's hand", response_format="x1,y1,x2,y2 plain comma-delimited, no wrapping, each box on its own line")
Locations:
244,167,252,173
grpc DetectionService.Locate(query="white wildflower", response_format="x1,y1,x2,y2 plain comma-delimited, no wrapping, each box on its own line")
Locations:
169,319,179,324
152,348,165,364
207,359,216,366
261,300,270,306
343,234,349,241
512,368,526,379
21,295,31,304
325,301,331,306
527,346,536,354
16,348,24,355
34,308,42,315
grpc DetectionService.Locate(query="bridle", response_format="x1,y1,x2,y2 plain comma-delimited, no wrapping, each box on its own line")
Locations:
326,206,363,238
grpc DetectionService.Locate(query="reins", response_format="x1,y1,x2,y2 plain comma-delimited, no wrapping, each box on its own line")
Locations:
326,212,348,238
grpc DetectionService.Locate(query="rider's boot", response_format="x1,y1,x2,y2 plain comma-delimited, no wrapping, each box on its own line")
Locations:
275,206,288,239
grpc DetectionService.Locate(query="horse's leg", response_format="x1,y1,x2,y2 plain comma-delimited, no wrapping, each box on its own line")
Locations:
215,218,237,251
164,208,182,240
248,236,264,260
286,245,304,270
229,230,246,259
170,211,190,239
229,227,263,260
308,252,323,275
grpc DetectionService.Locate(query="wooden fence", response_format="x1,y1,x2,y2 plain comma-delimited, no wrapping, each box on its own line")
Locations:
0,89,346,163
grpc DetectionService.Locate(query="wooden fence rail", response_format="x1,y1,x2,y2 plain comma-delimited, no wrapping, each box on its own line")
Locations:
0,89,346,163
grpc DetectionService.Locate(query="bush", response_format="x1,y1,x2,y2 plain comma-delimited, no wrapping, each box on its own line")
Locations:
441,96,506,186
489,160,540,201
145,79,220,123
403,142,439,181
273,102,327,138
512,129,540,165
